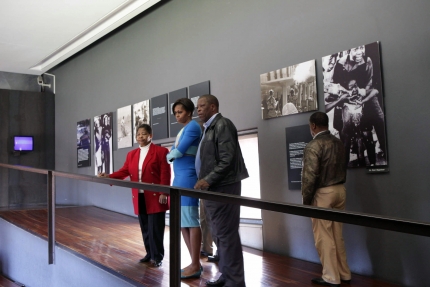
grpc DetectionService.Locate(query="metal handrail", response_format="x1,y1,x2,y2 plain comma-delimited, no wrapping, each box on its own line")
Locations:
1,162,430,287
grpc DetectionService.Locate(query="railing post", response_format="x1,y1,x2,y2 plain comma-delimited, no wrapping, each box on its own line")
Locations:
47,171,55,264
169,188,181,287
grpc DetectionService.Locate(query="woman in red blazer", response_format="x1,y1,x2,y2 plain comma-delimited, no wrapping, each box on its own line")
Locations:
98,124,170,267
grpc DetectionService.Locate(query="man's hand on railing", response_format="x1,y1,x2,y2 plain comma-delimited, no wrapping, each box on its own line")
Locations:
194,179,209,190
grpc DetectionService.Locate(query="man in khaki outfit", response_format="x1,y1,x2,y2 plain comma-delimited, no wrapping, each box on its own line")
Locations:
302,112,352,287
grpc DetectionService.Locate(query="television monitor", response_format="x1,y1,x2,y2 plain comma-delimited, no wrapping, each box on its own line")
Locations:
14,136,34,152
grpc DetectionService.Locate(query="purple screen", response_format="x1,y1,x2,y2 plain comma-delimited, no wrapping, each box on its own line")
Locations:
14,136,33,151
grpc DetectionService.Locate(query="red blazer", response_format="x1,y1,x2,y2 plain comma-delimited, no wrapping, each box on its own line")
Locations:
109,143,171,215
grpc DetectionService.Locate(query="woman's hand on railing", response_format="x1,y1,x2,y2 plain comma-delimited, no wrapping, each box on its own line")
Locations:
97,172,109,178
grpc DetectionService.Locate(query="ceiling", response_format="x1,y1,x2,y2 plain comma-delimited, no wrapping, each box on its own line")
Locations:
0,0,160,75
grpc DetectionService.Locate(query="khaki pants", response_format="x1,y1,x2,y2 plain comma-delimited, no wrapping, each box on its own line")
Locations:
312,184,351,284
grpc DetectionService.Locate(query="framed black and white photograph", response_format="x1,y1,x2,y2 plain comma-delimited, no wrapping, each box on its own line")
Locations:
77,119,91,168
117,105,132,149
132,100,150,145
260,60,317,120
94,112,113,175
322,41,388,168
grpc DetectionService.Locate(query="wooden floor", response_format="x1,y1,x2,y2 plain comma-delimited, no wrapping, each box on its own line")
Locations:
0,206,398,287
0,275,22,287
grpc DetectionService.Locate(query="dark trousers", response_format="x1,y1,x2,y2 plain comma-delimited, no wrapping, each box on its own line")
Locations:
138,193,166,262
200,199,215,254
205,182,245,287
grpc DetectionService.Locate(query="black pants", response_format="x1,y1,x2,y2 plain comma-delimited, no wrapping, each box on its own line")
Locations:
137,193,166,262
205,182,245,287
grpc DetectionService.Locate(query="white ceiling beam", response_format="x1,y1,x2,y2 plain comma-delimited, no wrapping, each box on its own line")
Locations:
29,0,160,74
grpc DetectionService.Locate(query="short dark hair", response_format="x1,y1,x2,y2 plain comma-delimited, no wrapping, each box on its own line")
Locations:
172,98,194,114
309,112,329,127
136,124,152,135
200,94,219,109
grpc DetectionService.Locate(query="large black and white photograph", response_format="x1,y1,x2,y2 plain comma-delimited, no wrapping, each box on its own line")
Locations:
117,105,132,149
322,41,388,167
77,119,91,168
132,100,150,145
260,60,317,120
94,112,113,175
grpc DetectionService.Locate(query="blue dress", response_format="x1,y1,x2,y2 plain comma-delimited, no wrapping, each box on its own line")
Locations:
168,120,202,227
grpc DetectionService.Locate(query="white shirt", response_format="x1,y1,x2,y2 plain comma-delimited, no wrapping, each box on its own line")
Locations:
138,143,150,192
175,127,184,148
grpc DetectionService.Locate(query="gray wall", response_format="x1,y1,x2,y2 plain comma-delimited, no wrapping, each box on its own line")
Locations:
0,90,55,207
49,0,430,286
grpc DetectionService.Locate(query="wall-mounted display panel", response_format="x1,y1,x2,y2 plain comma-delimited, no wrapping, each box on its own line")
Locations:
151,94,168,140
189,81,210,120
285,125,313,190
169,87,188,138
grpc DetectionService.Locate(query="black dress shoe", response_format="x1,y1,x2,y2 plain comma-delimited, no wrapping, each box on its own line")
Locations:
311,277,340,287
205,278,225,286
152,261,162,267
139,254,151,263
207,255,220,262
341,279,351,284
200,250,213,257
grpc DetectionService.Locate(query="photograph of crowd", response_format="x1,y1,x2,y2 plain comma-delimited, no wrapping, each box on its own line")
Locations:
260,60,317,120
94,112,113,175
117,105,132,149
132,100,150,144
77,119,91,168
322,41,388,167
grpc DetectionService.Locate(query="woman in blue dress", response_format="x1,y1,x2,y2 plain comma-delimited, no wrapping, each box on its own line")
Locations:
167,98,203,279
